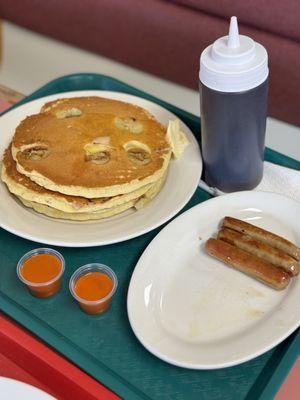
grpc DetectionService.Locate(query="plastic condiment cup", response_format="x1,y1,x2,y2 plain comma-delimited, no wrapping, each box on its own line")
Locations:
69,264,118,315
17,248,65,298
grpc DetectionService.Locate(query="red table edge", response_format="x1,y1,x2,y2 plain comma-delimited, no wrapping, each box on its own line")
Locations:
0,314,120,400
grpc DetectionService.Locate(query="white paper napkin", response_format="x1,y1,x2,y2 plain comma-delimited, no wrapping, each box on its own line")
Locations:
198,161,300,202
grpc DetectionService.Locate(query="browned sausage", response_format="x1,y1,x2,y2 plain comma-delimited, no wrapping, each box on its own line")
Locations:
205,238,290,290
218,228,300,276
222,217,300,261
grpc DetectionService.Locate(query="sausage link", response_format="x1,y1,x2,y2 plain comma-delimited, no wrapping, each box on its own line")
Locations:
222,217,300,261
205,238,290,290
218,228,300,276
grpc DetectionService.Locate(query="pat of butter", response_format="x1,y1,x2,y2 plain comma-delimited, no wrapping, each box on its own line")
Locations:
166,119,189,158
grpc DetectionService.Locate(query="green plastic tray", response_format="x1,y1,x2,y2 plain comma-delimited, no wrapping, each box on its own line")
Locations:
0,73,299,400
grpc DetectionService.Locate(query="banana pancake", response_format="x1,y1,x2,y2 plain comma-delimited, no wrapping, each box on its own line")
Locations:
11,96,172,198
18,197,137,221
16,174,165,221
2,146,154,214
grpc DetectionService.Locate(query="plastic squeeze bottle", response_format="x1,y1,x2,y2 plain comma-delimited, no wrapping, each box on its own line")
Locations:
199,16,268,192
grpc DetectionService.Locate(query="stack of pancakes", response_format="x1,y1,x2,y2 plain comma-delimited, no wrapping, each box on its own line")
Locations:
1,96,188,221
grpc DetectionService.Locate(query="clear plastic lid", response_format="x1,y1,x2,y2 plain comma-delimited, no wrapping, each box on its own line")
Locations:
200,16,268,92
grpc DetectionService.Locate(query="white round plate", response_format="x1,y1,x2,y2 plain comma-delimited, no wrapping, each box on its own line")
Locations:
0,90,201,247
0,377,55,400
127,191,300,369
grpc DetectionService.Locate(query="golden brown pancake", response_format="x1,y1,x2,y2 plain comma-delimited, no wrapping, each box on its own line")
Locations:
17,175,166,221
18,197,137,221
12,96,171,198
1,146,157,213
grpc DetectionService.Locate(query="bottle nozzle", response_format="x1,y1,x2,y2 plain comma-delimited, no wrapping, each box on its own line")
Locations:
228,16,240,48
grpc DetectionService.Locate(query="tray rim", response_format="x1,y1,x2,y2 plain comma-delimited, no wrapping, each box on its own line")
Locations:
0,314,120,400
0,72,299,400
259,332,300,400
0,292,146,400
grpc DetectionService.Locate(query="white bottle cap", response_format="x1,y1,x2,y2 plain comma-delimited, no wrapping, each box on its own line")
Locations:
200,16,268,92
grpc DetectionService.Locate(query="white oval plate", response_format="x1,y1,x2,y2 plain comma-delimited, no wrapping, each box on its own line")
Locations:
0,377,55,400
0,90,202,247
127,191,300,369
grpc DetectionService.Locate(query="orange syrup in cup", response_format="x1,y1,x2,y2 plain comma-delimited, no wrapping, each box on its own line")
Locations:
17,248,65,298
69,264,117,315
